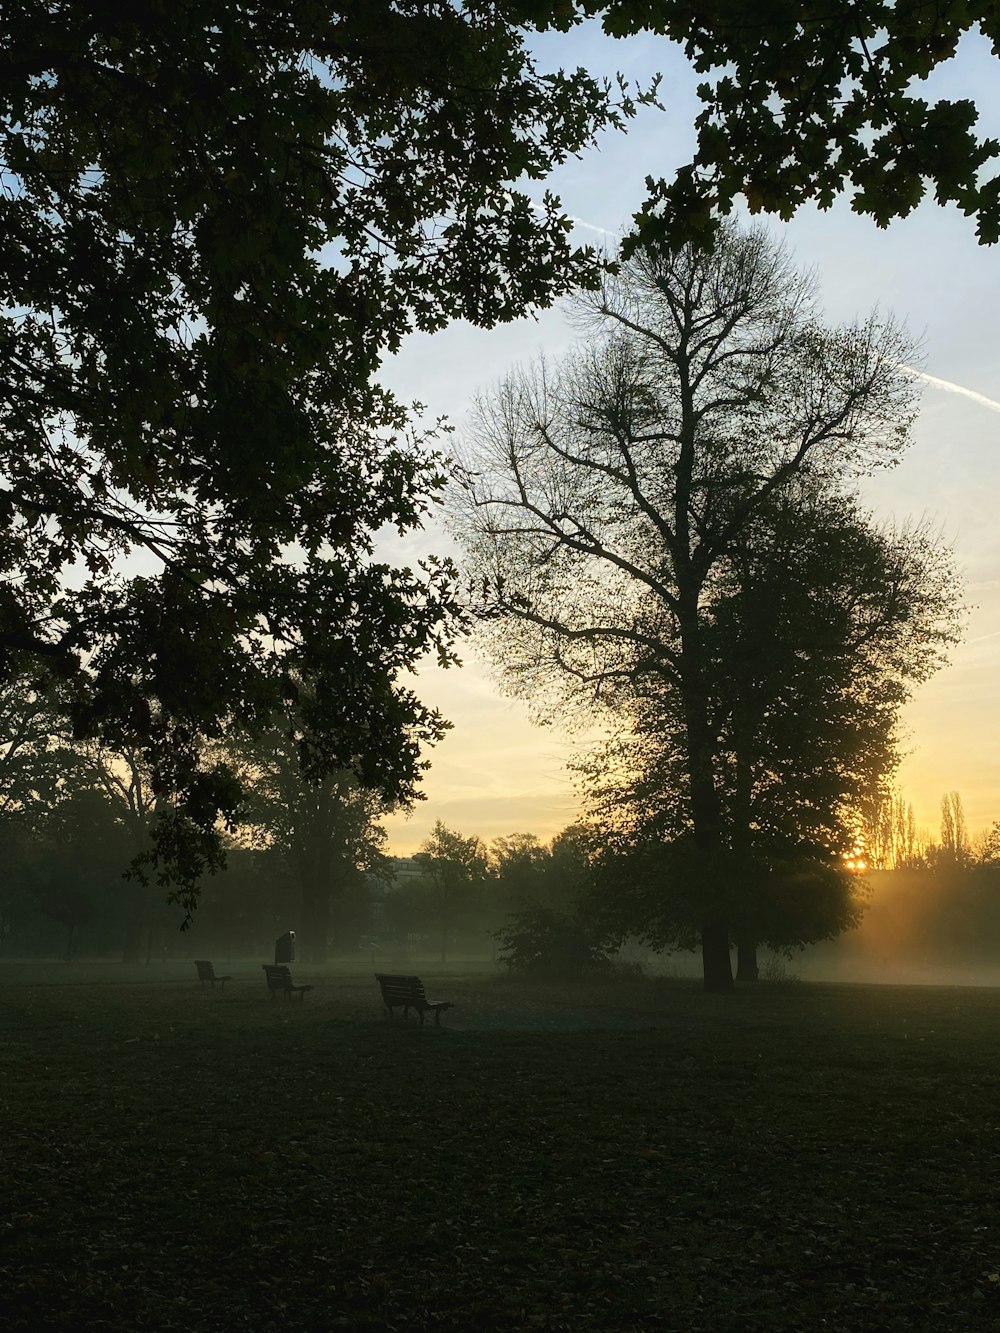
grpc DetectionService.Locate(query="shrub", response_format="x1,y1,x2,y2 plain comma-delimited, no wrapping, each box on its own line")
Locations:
493,903,614,980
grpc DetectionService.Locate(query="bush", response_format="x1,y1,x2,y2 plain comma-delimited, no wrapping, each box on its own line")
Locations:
759,952,801,984
493,903,613,980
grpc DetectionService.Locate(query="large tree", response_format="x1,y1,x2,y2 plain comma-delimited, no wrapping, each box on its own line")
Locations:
581,488,957,981
524,1,1000,244
457,223,956,990
0,2,641,913
231,715,393,965
414,821,490,964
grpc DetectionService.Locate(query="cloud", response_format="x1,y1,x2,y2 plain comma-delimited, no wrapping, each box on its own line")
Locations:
898,365,1000,415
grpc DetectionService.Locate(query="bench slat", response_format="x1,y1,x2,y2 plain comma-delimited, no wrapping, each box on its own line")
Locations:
375,973,453,1025
263,964,314,1000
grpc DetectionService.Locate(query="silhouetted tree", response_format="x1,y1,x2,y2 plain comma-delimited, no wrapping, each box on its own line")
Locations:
458,223,957,989
938,791,972,869
0,3,646,911
582,490,955,980
415,822,490,964
975,820,1000,866
491,824,606,977
0,668,67,824
232,716,393,964
862,790,928,871
28,787,137,961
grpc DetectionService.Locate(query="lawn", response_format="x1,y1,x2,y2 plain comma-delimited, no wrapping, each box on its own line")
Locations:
3,963,1000,1330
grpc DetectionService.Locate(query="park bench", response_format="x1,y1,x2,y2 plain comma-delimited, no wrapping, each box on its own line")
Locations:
262,963,314,1001
195,960,232,991
375,973,454,1026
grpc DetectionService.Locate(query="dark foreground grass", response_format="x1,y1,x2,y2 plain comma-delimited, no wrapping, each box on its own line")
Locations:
3,969,1000,1331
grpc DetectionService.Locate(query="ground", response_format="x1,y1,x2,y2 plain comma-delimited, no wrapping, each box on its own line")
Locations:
2,960,1000,1330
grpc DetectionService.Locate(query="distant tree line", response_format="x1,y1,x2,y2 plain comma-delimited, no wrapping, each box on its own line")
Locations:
861,789,1000,872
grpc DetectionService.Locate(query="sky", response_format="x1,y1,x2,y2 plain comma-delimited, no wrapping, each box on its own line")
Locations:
380,21,1000,856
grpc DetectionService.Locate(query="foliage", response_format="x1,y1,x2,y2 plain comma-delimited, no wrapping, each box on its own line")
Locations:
6,972,1000,1329
457,222,960,988
0,2,644,911
494,901,612,978
582,488,945,956
490,823,596,915
492,823,609,978
228,705,392,961
938,790,972,868
862,789,928,869
975,819,1000,866
489,830,550,907
412,821,491,960
523,0,1000,244
0,668,70,823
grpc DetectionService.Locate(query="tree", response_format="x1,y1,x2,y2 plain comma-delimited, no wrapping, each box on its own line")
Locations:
0,3,644,913
0,668,67,824
232,717,393,964
415,821,490,963
524,1,1000,245
27,784,139,961
487,823,608,978
861,790,927,870
938,790,971,869
581,489,949,981
974,820,1000,866
457,223,959,990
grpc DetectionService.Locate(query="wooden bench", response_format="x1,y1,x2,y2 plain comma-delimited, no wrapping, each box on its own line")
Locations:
195,960,232,991
375,973,454,1026
262,963,314,1000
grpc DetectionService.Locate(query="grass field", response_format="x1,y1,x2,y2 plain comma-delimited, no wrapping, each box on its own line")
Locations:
3,962,1000,1330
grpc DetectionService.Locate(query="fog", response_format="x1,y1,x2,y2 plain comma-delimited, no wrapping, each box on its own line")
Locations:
623,868,1000,989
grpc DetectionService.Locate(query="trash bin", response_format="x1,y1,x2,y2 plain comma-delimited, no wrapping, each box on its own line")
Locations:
274,930,295,965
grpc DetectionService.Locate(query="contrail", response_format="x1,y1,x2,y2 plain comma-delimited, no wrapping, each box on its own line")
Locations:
526,199,616,239
899,364,1000,415
565,214,616,239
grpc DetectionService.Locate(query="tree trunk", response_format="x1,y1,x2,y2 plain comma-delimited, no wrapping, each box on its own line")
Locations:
676,585,733,994
299,867,331,964
736,938,759,985
308,888,330,965
701,919,733,992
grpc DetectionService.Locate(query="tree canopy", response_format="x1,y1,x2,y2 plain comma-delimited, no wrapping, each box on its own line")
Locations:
582,489,954,977
0,3,641,911
521,0,1000,243
457,223,960,988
